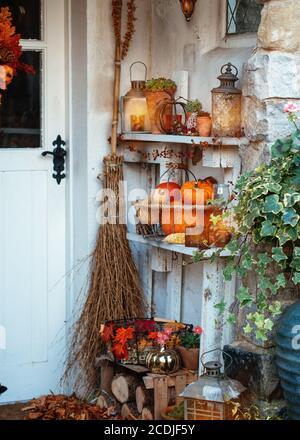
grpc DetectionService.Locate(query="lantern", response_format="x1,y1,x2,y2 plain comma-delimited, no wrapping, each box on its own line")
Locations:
121,62,150,134
180,349,246,420
179,0,197,22
211,63,242,138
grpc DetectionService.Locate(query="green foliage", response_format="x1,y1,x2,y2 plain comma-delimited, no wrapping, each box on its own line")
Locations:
180,330,200,349
145,77,177,92
185,99,202,115
218,127,300,342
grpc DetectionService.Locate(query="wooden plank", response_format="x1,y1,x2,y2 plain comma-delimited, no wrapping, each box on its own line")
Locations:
175,375,187,405
151,247,173,273
143,371,197,389
120,364,150,374
199,259,226,372
153,377,169,420
127,232,235,258
120,133,248,146
166,253,183,322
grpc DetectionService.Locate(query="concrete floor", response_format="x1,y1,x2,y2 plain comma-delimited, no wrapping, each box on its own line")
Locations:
0,403,24,420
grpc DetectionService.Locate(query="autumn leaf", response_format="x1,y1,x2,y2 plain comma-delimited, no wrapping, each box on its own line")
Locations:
101,323,115,343
114,327,135,344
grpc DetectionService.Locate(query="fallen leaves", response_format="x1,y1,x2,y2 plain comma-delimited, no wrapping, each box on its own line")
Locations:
22,395,119,421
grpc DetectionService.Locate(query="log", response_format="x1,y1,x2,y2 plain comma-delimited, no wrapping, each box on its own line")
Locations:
141,406,154,420
97,392,117,410
121,403,139,421
112,374,140,404
100,361,114,395
136,385,154,414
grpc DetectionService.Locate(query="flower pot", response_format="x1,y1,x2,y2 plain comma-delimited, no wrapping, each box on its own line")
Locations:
177,346,199,371
197,116,212,137
276,301,300,420
146,348,181,374
144,90,174,134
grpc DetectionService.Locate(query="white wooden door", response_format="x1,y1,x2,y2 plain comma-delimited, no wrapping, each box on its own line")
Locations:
0,0,67,402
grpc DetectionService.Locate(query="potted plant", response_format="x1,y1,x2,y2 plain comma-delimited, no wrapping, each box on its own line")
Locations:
177,326,203,371
144,78,177,134
193,103,300,347
161,402,184,421
197,111,212,137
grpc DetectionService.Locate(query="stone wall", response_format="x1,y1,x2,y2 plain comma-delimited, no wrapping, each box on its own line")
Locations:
242,0,300,171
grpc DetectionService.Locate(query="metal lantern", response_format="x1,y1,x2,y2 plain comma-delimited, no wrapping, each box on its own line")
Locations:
179,0,197,22
159,98,187,134
211,63,242,138
121,62,150,134
180,349,246,420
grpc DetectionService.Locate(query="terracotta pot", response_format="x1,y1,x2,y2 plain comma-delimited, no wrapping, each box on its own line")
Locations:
197,116,212,137
177,346,199,371
145,90,174,134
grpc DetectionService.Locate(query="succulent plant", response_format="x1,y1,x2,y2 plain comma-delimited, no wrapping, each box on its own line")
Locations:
185,99,203,115
145,77,177,93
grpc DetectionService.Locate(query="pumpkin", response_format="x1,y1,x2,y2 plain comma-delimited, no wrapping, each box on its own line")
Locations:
181,177,217,206
160,201,197,236
152,182,181,206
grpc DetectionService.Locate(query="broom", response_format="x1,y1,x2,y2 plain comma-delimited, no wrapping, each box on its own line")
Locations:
65,0,146,397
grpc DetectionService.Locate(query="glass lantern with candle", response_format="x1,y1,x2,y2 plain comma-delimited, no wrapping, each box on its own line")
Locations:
211,63,242,138
121,62,150,134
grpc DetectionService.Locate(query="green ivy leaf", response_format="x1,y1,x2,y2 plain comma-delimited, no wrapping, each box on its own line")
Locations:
294,247,300,257
284,192,300,208
282,207,300,227
237,287,253,308
263,195,283,214
244,323,252,335
264,319,274,332
260,221,276,237
224,240,240,255
269,301,282,316
292,168,300,187
265,182,282,194
252,186,269,200
272,247,288,263
271,138,292,158
292,272,300,285
214,300,227,315
227,314,237,325
192,250,205,263
223,264,236,282
292,258,300,272
255,329,268,342
276,274,287,289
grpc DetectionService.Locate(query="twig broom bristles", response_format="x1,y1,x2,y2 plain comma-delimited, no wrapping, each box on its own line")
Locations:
65,0,145,397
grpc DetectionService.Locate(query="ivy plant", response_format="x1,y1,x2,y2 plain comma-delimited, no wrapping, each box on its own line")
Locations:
193,103,300,342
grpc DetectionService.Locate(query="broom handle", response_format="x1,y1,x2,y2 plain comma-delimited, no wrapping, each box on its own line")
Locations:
111,43,121,156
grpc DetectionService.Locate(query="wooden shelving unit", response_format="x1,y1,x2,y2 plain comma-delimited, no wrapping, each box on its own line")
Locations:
119,132,244,366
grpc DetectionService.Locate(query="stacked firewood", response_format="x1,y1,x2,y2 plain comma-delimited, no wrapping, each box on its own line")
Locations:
22,395,120,420
98,373,176,420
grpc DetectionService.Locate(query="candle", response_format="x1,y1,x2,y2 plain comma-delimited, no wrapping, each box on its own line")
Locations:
130,114,146,132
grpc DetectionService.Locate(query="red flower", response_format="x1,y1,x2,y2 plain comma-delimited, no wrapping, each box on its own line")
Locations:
194,326,203,335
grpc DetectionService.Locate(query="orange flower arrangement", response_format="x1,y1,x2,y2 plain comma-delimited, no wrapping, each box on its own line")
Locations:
0,7,35,91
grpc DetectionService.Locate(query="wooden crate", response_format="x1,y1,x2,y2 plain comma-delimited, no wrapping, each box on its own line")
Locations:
142,370,198,420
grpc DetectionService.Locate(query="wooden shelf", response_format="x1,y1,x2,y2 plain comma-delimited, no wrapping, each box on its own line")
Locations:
120,133,248,147
127,232,232,258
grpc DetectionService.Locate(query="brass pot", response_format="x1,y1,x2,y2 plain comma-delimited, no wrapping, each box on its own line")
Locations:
146,348,181,375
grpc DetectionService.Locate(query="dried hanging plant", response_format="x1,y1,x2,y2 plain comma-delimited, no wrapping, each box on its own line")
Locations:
112,0,137,59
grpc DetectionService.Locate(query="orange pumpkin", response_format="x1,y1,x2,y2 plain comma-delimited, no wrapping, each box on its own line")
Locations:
152,182,181,206
161,201,198,236
181,177,217,206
